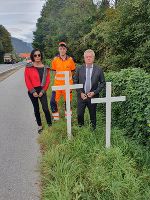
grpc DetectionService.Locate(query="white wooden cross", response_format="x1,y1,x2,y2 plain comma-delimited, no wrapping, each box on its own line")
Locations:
91,82,126,148
52,71,83,140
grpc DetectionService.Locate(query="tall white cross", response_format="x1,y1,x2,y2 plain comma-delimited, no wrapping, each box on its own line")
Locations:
91,82,126,148
51,71,83,140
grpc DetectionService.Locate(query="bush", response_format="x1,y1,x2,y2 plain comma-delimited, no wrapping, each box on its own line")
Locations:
106,68,150,145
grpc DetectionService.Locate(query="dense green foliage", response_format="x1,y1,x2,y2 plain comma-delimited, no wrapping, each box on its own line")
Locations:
0,25,13,63
84,0,150,71
33,0,150,71
106,68,150,145
33,0,95,60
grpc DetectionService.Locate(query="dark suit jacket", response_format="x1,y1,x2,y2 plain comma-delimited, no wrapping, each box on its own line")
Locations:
73,64,105,98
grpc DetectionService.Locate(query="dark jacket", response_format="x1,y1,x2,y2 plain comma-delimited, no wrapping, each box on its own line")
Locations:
24,63,50,94
73,64,105,98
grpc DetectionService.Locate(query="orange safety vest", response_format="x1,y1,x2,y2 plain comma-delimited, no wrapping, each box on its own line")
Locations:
52,55,76,86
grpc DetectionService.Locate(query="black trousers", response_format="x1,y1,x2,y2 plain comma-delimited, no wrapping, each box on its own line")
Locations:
77,97,97,129
28,88,52,126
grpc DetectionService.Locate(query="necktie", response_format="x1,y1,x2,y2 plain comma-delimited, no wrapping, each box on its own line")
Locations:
85,67,91,93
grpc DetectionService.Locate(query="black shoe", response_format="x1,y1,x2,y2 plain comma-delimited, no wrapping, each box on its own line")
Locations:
38,126,43,134
48,123,52,127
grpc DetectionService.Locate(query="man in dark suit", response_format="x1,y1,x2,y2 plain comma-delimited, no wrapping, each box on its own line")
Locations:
74,49,105,130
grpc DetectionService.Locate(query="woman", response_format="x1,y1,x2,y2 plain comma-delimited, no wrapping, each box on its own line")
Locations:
24,49,52,133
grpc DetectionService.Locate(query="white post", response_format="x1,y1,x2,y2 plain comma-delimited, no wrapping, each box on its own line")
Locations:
91,82,126,148
65,71,71,139
106,82,111,148
52,71,83,139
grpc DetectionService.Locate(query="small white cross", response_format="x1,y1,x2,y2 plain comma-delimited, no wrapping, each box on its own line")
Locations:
91,82,126,148
52,71,83,139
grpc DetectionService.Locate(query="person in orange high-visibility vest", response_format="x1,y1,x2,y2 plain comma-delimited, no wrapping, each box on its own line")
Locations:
50,42,76,120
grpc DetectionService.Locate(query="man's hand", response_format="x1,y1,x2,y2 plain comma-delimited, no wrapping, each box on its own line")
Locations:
81,92,87,100
39,92,43,98
87,92,95,98
33,92,38,97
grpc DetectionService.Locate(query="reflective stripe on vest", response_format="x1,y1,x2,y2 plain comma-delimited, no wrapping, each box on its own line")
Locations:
52,112,59,117
55,71,72,81
53,117,59,120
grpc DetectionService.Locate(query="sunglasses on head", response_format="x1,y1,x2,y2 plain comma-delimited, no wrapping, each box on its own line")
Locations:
34,54,41,57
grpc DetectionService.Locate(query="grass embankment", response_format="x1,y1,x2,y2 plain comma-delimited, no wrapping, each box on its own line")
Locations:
38,84,150,200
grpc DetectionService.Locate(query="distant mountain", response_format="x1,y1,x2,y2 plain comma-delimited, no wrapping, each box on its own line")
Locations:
11,37,33,53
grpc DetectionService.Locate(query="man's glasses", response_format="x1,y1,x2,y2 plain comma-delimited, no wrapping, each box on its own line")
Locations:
34,54,41,57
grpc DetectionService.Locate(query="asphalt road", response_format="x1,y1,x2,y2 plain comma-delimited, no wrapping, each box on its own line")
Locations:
0,68,40,200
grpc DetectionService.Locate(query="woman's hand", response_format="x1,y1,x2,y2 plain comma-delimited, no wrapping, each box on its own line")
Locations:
33,92,38,97
38,92,43,98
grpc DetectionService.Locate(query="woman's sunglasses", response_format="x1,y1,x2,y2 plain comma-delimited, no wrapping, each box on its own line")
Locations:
34,54,41,57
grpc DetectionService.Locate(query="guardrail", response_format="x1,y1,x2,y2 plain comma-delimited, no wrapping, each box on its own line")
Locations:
0,63,25,75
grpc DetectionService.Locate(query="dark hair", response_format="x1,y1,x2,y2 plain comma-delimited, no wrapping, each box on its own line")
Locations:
30,49,43,62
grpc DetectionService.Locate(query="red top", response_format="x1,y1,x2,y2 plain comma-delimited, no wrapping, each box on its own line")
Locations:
24,65,50,93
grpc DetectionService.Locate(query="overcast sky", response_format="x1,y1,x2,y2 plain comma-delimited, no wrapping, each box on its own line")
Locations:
0,0,45,43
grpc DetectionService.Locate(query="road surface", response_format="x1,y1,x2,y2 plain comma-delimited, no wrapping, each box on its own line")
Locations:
0,67,40,200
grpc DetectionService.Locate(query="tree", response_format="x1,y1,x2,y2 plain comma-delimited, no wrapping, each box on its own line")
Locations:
0,25,13,63
33,0,96,61
0,25,13,53
103,0,150,71
0,40,4,63
81,0,150,72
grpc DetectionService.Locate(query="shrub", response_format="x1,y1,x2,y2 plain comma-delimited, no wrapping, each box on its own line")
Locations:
106,68,150,145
